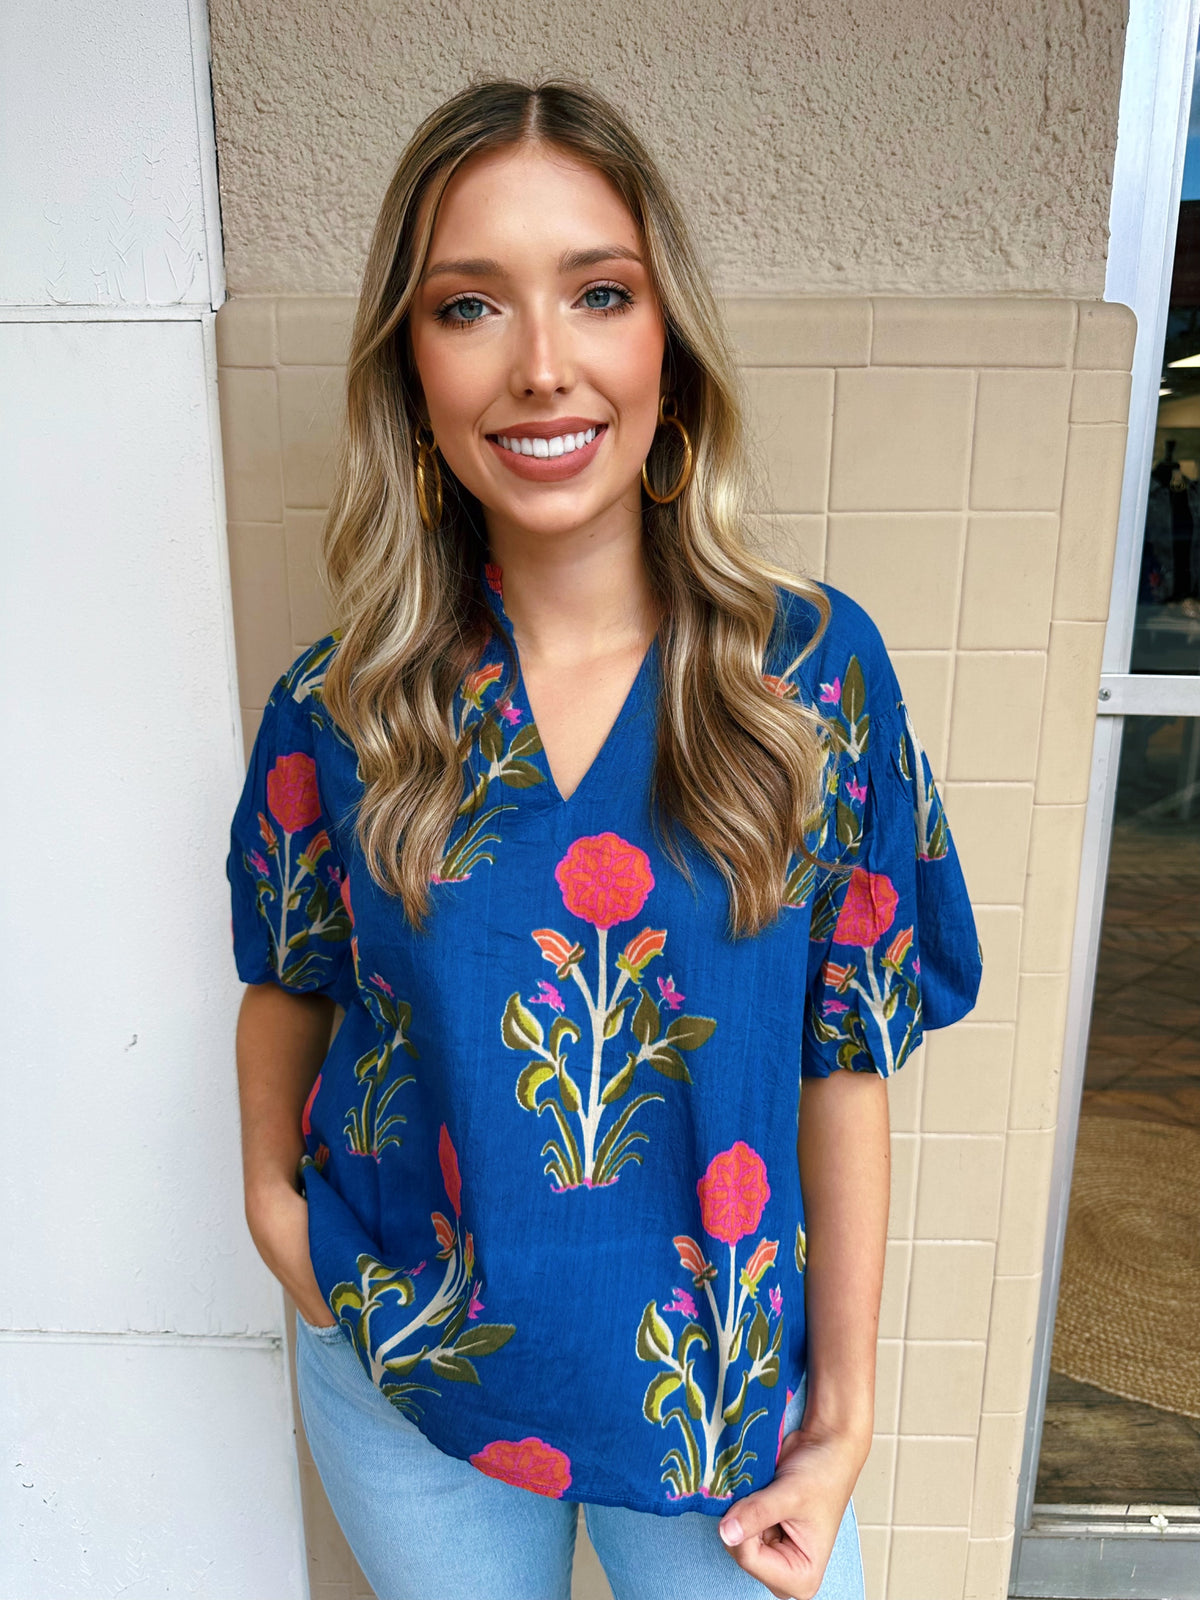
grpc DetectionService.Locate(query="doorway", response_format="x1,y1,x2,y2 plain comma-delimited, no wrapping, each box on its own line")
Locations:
1010,2,1200,1593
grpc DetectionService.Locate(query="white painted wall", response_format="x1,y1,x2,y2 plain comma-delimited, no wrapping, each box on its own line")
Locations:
0,3,308,1593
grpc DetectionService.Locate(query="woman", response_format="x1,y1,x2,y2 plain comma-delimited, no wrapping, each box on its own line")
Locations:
227,76,982,1600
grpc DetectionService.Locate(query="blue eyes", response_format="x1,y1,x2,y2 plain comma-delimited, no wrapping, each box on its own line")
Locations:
444,297,487,324
581,285,630,312
433,282,634,329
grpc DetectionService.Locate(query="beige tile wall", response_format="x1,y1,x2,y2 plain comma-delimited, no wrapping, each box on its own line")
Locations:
216,293,1137,1600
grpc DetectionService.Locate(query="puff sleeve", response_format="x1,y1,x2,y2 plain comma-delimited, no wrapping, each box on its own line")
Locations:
226,656,356,1006
801,650,982,1080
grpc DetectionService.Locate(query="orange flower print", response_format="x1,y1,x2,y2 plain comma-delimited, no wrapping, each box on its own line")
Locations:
324,1125,515,1421
301,1071,322,1137
554,832,655,930
439,1122,463,1218
470,1437,573,1498
811,860,922,1077
438,634,542,883
504,835,717,1191
266,751,323,834
697,1141,771,1245
484,561,504,596
637,1142,782,1501
832,868,898,948
245,745,352,992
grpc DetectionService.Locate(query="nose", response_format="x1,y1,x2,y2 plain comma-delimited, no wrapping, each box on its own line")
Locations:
508,295,574,400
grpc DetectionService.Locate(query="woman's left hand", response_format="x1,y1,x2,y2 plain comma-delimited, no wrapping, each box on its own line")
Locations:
717,1418,869,1599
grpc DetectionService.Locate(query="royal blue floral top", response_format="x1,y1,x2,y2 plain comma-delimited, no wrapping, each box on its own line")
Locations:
226,557,982,1517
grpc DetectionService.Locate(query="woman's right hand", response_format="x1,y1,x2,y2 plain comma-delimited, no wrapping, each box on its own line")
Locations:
245,1176,338,1330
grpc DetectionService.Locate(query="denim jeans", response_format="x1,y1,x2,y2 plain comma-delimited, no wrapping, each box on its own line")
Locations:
294,1310,865,1600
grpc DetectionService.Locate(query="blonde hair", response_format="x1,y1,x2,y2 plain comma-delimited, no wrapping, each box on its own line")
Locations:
319,74,832,940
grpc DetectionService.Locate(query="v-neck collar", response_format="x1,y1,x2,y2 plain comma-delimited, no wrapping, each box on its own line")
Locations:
475,554,658,808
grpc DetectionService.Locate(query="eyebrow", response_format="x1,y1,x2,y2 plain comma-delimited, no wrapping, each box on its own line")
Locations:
422,245,644,282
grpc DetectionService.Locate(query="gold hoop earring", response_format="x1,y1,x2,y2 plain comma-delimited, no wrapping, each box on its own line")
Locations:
414,423,443,531
640,393,693,505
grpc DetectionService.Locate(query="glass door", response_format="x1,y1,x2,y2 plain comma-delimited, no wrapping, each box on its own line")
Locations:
1011,3,1200,1594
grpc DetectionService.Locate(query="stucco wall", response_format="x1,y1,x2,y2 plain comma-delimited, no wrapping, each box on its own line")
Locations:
208,0,1128,299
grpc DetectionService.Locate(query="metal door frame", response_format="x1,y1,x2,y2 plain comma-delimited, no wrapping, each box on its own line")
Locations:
1010,0,1200,1593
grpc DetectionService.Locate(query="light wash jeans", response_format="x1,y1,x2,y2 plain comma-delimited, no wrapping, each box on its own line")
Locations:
294,1309,865,1600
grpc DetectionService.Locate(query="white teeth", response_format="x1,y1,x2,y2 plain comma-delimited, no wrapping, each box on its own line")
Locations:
495,426,601,456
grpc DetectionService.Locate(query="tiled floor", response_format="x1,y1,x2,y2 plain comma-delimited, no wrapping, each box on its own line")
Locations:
1037,716,1200,1504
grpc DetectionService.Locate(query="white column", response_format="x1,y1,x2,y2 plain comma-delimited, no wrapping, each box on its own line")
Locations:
0,3,309,1594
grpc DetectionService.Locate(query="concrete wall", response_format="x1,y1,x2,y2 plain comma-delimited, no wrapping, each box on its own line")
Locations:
0,1,310,1594
207,0,1128,299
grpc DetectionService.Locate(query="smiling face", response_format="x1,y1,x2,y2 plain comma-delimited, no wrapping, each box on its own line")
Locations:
407,141,668,549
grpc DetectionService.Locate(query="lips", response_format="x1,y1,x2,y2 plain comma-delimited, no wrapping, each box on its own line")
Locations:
485,423,608,483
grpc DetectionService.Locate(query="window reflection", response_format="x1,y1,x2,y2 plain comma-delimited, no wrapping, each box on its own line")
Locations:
1141,198,1200,672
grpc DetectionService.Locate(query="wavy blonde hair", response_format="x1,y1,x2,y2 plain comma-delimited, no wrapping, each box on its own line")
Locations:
319,74,833,940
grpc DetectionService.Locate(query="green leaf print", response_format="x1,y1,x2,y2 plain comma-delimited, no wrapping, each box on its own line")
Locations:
637,1300,674,1363
636,1143,783,1504
644,1372,683,1423
505,835,717,1191
502,991,544,1051
326,1125,515,1422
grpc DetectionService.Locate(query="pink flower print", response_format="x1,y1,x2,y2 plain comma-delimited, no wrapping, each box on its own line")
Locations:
818,677,842,705
369,973,394,996
470,1437,572,1498
250,850,270,877
697,1142,771,1245
438,1123,463,1218
528,980,565,1012
267,751,323,833
467,1282,485,1320
657,974,685,1010
769,1284,783,1318
555,833,655,929
301,1072,322,1137
498,702,522,725
823,998,849,1015
833,868,898,949
913,955,921,976
664,1286,698,1318
845,778,867,804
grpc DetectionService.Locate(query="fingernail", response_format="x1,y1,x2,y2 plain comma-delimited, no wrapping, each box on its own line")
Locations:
719,1517,743,1545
